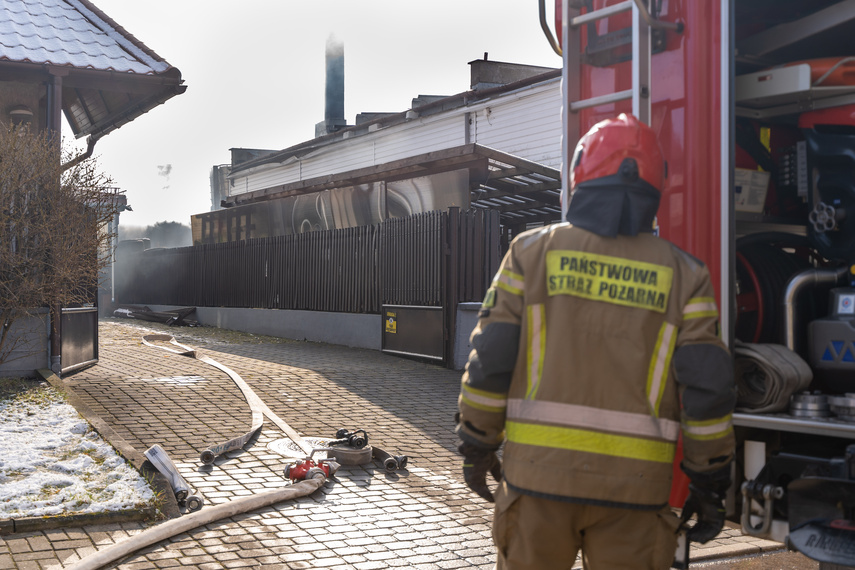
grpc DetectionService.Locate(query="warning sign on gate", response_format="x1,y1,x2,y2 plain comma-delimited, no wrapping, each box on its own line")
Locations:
385,311,397,334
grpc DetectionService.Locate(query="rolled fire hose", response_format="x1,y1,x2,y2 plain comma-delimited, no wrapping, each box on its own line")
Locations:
141,334,314,460
65,475,326,570
734,341,813,414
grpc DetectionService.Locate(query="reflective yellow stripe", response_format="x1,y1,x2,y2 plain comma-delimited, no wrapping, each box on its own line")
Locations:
506,421,676,463
684,296,719,320
646,323,676,416
525,304,545,400
545,250,673,313
495,269,524,296
461,384,507,413
683,414,733,441
685,414,733,427
507,399,680,441
481,287,497,309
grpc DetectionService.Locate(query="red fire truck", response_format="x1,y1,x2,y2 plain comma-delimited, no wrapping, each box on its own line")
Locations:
544,1,855,567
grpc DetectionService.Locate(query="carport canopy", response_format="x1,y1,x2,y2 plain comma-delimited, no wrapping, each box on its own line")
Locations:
228,143,563,228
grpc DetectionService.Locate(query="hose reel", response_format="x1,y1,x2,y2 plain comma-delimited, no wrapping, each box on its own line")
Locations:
735,234,817,347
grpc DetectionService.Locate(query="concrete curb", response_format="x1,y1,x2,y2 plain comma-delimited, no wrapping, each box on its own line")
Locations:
691,543,786,563
687,521,787,563
0,507,161,536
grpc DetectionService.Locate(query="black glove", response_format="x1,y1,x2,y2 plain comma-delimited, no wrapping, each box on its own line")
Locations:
679,466,731,544
458,442,502,502
680,483,726,543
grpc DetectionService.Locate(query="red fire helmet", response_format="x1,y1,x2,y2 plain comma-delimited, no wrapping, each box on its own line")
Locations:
567,113,666,195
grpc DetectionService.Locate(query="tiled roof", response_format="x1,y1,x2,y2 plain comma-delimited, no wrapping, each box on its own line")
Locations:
0,0,171,75
0,0,184,139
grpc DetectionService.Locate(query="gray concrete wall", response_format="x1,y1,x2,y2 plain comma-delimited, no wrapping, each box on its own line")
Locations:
145,304,483,369
149,306,382,350
453,302,482,371
0,309,50,378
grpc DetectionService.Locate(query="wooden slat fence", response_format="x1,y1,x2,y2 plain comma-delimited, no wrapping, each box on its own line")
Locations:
116,208,499,314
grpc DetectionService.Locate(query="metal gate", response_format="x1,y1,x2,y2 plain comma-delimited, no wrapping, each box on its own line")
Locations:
378,207,500,363
61,306,98,374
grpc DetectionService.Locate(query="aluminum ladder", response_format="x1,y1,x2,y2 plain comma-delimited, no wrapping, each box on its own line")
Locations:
541,0,682,191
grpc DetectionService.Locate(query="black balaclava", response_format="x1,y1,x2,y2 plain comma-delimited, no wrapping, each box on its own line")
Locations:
564,159,661,238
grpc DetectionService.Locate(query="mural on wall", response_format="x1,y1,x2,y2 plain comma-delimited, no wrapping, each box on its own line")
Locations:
191,169,469,244
387,170,468,219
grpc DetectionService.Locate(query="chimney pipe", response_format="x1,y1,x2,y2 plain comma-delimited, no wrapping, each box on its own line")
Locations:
325,37,344,122
315,35,347,137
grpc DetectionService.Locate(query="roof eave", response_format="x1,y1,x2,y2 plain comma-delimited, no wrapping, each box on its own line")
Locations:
0,60,186,139
77,82,188,140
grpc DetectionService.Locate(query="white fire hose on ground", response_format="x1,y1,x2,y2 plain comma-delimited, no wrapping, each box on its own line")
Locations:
140,334,314,461
65,475,329,570
65,334,332,570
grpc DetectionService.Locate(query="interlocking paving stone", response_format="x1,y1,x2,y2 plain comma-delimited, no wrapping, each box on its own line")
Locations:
1,319,790,569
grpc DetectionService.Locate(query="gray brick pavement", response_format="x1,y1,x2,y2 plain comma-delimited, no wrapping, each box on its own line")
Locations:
1,319,783,569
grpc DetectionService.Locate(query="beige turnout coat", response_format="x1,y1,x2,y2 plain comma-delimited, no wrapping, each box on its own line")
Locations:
458,222,736,509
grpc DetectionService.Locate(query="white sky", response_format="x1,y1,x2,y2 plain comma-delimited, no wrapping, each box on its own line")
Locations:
69,1,562,228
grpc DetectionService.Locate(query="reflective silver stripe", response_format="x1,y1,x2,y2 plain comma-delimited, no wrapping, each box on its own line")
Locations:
495,270,524,293
684,418,732,437
683,296,718,320
507,399,680,441
519,225,554,249
684,300,717,315
461,387,508,409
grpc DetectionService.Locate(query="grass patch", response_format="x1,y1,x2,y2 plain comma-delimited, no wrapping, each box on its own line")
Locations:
59,445,106,465
3,383,64,409
0,376,45,401
41,483,72,496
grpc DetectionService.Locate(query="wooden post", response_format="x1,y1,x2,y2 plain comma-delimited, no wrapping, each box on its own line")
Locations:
47,69,64,373
444,207,460,368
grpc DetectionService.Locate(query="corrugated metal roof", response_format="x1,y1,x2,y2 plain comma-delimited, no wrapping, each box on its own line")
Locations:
0,0,170,74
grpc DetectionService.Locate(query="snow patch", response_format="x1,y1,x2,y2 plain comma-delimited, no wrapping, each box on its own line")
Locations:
0,390,157,518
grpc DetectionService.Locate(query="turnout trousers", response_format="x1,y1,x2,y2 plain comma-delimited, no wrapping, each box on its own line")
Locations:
492,481,681,570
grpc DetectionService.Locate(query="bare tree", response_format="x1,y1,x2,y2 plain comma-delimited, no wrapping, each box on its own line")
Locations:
0,124,123,368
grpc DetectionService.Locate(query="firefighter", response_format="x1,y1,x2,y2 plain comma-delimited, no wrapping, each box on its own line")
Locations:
456,113,736,569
